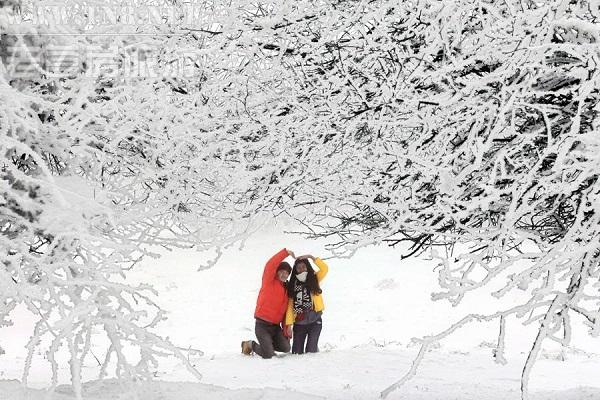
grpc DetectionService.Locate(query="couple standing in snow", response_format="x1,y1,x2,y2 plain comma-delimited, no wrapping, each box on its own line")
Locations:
241,248,329,358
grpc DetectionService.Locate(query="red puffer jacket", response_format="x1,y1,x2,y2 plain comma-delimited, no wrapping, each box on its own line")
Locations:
254,248,289,324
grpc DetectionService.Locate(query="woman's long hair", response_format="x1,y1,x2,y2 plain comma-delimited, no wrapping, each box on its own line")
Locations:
287,258,322,297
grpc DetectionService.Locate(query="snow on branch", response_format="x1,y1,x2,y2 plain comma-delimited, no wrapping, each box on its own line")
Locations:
1,0,599,398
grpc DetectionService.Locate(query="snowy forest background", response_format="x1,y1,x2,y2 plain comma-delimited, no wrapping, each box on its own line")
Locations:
1,0,599,399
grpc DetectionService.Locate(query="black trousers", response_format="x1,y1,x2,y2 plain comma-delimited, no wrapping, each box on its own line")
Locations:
292,317,322,354
252,318,290,359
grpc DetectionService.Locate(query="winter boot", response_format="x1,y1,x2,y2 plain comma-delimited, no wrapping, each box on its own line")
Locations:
241,340,253,355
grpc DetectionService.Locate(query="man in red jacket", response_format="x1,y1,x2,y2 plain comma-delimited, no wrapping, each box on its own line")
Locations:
242,248,295,358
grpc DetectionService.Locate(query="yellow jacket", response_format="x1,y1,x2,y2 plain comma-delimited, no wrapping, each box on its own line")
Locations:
285,257,328,325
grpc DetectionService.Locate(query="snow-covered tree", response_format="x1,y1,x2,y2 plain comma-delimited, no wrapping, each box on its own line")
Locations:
0,0,298,397
2,0,598,399
236,1,599,398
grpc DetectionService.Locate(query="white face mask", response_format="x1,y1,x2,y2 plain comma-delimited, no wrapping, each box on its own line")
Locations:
296,271,308,282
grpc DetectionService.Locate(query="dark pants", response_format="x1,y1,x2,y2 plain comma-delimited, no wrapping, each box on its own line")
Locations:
252,319,290,359
292,317,322,354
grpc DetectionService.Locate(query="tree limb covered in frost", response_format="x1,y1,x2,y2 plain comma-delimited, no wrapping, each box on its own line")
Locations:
222,0,599,398
0,0,289,396
1,0,599,398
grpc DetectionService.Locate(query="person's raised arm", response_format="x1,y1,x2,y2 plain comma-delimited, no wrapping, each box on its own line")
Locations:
262,248,295,284
314,257,328,282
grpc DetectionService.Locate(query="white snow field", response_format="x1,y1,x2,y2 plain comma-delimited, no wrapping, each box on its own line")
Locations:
1,224,599,399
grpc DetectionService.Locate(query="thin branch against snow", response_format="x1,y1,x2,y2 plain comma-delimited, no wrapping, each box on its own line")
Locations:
380,341,431,399
493,315,507,365
521,295,565,400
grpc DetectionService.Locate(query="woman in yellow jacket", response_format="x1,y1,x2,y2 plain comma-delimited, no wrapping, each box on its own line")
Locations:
284,254,328,354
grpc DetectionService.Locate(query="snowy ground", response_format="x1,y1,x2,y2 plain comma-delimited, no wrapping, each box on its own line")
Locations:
1,223,600,399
